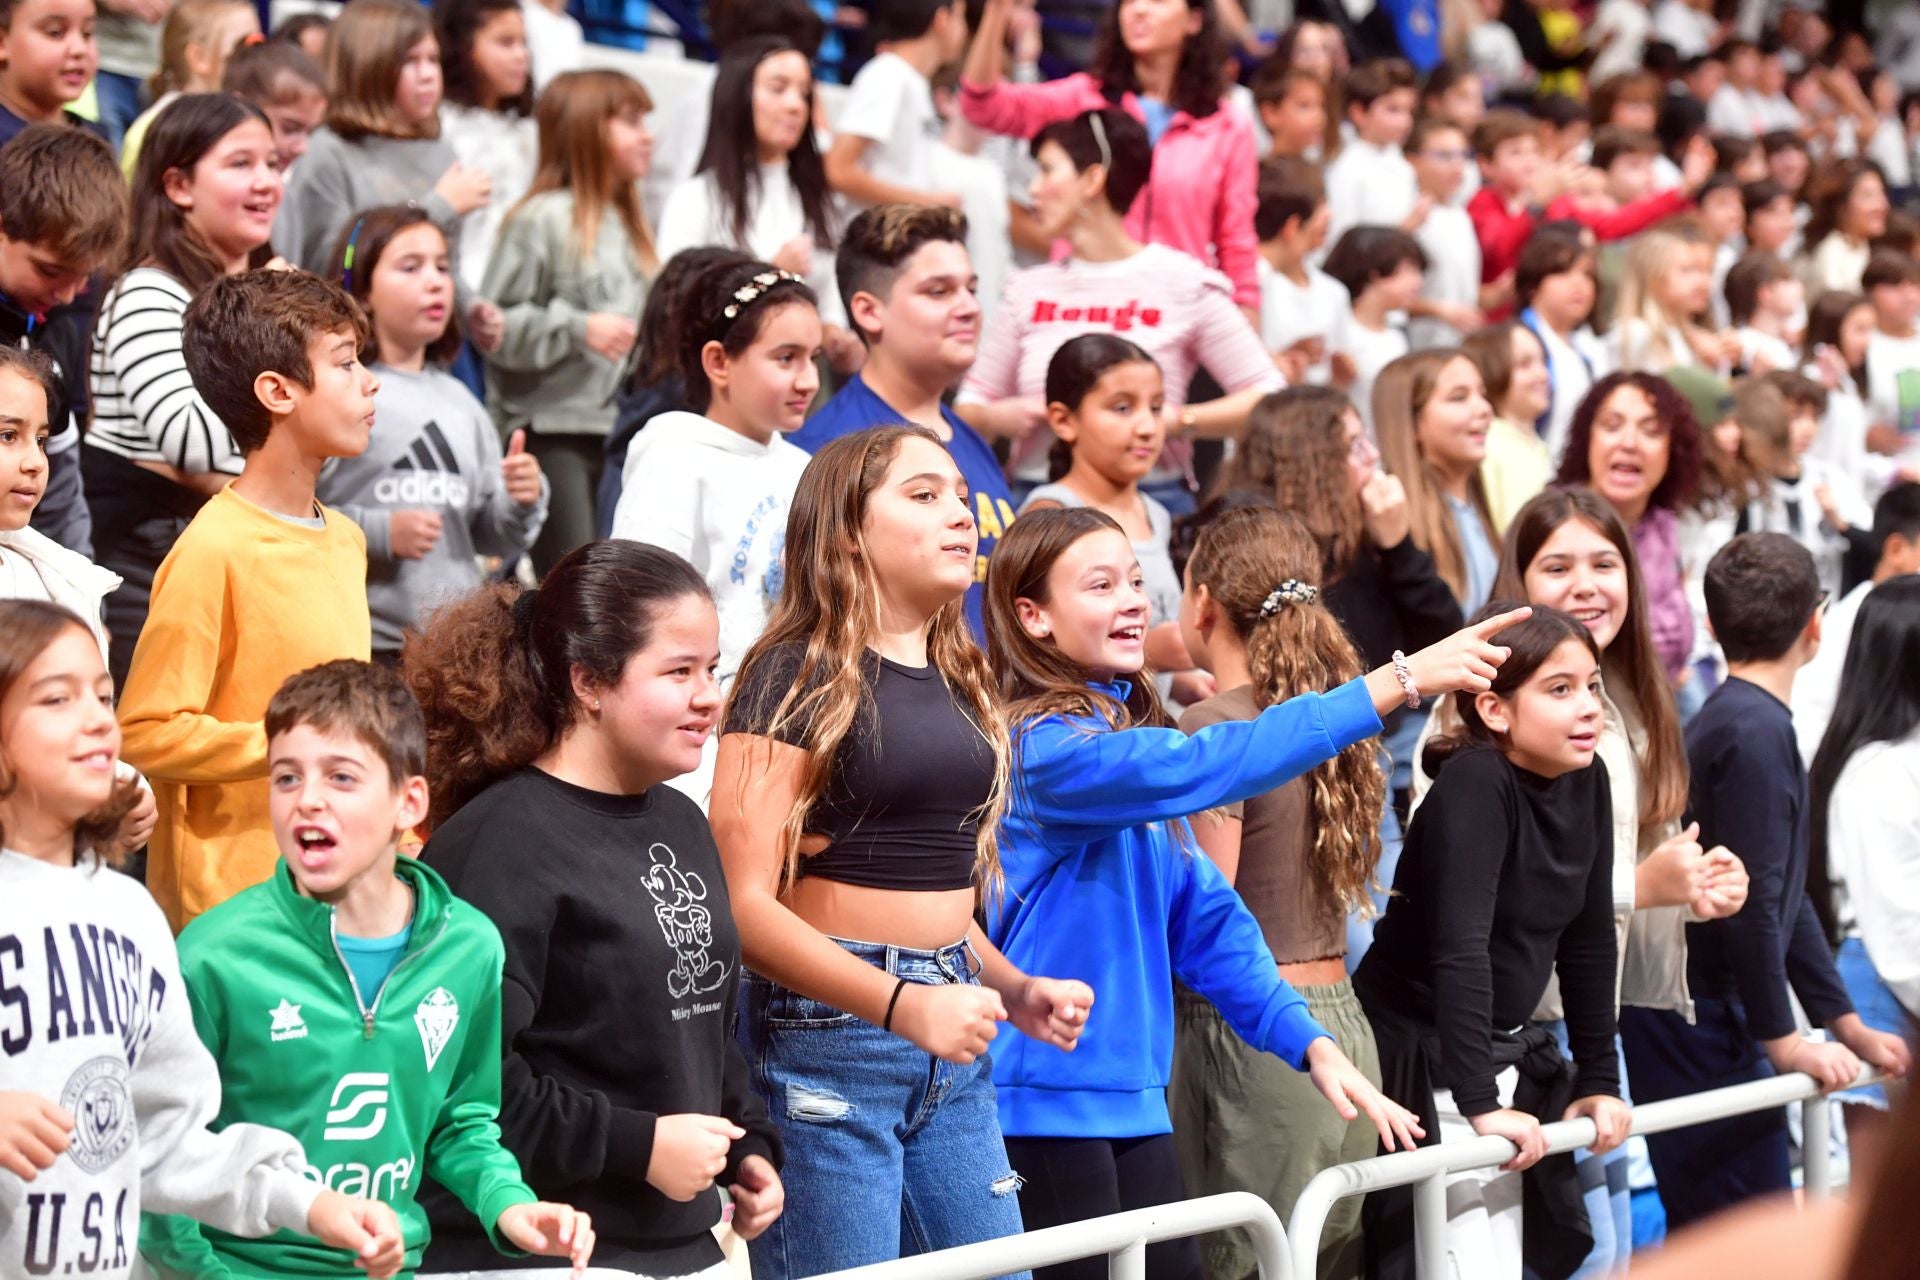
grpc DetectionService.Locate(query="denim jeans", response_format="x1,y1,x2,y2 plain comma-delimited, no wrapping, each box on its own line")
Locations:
91,70,146,148
737,937,1029,1280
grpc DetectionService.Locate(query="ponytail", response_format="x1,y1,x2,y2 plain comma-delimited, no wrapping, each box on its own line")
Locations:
402,540,710,829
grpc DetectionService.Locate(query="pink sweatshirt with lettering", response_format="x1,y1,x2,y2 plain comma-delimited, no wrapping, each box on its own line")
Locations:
958,74,1261,309
957,243,1283,478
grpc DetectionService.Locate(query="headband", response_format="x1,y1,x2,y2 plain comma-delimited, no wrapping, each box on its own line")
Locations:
1088,111,1112,173
722,269,806,322
339,215,367,293
1259,580,1319,616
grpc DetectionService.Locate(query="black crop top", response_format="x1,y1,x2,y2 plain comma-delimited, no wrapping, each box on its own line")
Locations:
724,644,994,891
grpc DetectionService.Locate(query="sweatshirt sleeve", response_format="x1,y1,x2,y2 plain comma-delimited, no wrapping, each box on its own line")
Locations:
1168,845,1331,1069
1416,757,1512,1116
1469,188,1536,284
465,396,549,558
1379,536,1466,651
424,924,540,1253
955,284,1024,405
118,543,268,785
482,207,587,376
1211,119,1262,311
131,920,322,1240
609,439,699,559
957,72,1098,139
1013,678,1381,833
326,502,395,562
1191,270,1284,394
1547,188,1691,243
1556,769,1623,1099
277,143,355,274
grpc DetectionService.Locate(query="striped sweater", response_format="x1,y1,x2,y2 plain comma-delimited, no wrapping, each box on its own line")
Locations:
87,268,244,475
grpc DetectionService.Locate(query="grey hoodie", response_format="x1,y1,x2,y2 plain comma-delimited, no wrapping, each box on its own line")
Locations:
319,364,547,651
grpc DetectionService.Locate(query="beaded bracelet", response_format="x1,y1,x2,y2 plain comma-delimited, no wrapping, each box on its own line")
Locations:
1390,650,1422,710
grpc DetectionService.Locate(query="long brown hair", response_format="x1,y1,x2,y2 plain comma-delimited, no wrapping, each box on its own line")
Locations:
0,603,142,865
324,0,439,141
1186,508,1385,914
722,426,1007,895
402,540,710,830
121,93,276,296
511,69,658,271
1373,349,1495,604
1424,602,1601,774
1214,385,1369,577
1493,488,1688,828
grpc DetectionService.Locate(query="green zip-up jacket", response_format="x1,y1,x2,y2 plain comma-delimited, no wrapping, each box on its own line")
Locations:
137,857,537,1278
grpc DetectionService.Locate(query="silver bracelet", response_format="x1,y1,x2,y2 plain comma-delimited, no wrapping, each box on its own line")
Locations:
1390,650,1421,710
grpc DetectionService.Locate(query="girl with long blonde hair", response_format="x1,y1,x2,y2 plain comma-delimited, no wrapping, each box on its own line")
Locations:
982,506,1528,1280
485,67,657,572
1373,349,1500,614
1609,227,1734,374
1169,506,1390,1280
711,425,1092,1280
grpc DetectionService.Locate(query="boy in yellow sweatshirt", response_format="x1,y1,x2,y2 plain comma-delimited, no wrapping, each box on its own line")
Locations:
119,269,379,929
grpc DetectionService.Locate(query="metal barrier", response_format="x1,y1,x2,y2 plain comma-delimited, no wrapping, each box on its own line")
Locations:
1287,1067,1881,1280
812,1191,1291,1280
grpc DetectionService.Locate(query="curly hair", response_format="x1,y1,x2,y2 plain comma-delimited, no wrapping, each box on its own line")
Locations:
1185,507,1385,915
1087,0,1226,120
1552,371,1705,517
1213,387,1368,576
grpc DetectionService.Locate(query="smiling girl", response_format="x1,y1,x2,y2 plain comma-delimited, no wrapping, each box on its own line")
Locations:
486,67,657,572
610,260,815,807
84,92,282,686
983,507,1528,1280
713,426,1091,1280
0,600,408,1280
1357,604,1631,1280
407,542,786,1278
1373,349,1500,615
316,205,547,663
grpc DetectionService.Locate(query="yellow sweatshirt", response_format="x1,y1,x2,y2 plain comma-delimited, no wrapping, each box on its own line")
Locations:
119,487,370,930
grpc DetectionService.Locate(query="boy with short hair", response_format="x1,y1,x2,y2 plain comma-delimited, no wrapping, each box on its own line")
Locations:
789,202,1016,637
139,660,595,1278
118,269,380,930
0,0,103,145
1322,58,1420,252
823,0,969,211
1250,155,1352,387
1322,225,1425,428
1619,533,1911,1230
1723,250,1802,373
1404,115,1486,347
0,122,124,555
1250,60,1327,160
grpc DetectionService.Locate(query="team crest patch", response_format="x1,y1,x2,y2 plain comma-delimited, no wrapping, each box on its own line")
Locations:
414,988,459,1070
60,1056,135,1173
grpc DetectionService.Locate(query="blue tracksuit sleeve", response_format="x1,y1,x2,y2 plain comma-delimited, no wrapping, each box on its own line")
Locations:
1169,847,1331,1069
1015,678,1381,831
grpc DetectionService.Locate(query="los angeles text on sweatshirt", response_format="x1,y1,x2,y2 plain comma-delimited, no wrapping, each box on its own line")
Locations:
987,677,1383,1139
319,364,549,652
0,850,324,1280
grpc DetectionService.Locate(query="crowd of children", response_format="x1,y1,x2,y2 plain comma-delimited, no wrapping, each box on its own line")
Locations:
1,0,1919,1277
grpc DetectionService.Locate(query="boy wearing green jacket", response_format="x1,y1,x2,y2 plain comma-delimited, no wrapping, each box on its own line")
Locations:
139,660,595,1278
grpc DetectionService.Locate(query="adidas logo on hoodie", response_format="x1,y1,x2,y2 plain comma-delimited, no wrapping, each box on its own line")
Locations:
372,421,472,507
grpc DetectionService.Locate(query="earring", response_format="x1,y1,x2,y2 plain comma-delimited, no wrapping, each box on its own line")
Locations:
591,699,602,711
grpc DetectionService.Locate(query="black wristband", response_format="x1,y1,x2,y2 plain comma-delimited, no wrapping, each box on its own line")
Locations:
882,977,909,1032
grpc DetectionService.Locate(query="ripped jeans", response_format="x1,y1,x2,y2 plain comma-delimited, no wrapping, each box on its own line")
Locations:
737,936,1030,1280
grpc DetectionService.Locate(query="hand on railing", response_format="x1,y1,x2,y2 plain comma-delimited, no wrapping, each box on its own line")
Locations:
1561,1094,1632,1155
1828,1013,1913,1082
1467,1108,1547,1171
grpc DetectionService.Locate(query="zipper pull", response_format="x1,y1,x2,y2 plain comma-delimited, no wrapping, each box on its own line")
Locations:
363,1009,375,1040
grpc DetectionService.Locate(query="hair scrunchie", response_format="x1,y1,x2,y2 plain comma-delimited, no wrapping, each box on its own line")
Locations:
1259,580,1319,616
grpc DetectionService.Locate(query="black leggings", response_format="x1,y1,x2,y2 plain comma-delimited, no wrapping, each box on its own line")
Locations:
1004,1133,1203,1280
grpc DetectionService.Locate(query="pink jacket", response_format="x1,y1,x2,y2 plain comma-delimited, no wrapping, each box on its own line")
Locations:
959,72,1260,310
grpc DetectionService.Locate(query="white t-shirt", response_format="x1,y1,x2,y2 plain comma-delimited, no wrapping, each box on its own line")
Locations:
1866,328,1920,439
1409,203,1481,350
1347,320,1411,432
520,0,583,92
1651,0,1717,58
1536,320,1603,465
1589,0,1653,84
835,51,942,194
1322,138,1418,258
1257,257,1351,384
1734,325,1795,374
656,163,847,327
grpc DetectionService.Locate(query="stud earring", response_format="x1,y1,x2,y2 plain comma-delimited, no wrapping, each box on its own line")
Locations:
591,699,602,711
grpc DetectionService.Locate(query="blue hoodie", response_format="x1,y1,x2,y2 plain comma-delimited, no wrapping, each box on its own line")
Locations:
988,676,1384,1139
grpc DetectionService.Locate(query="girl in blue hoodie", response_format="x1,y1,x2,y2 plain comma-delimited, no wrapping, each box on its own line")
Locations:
982,504,1530,1280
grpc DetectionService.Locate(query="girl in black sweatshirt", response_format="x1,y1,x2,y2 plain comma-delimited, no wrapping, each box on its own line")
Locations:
1354,604,1629,1280
405,540,784,1276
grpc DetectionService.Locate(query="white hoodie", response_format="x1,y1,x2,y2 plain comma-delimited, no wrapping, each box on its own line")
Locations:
0,525,123,660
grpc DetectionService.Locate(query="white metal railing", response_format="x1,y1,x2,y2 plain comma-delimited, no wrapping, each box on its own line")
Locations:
1287,1067,1882,1280
811,1191,1290,1280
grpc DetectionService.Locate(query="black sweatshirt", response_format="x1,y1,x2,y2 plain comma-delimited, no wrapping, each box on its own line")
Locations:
1324,535,1464,737
419,767,782,1273
1355,745,1620,1116
1683,678,1853,1041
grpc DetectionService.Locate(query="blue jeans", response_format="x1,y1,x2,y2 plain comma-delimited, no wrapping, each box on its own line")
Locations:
1835,936,1913,1108
92,71,146,148
737,937,1029,1280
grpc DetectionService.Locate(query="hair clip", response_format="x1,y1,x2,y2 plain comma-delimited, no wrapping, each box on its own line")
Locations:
1088,110,1112,173
1259,580,1318,616
339,215,367,293
721,268,804,320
